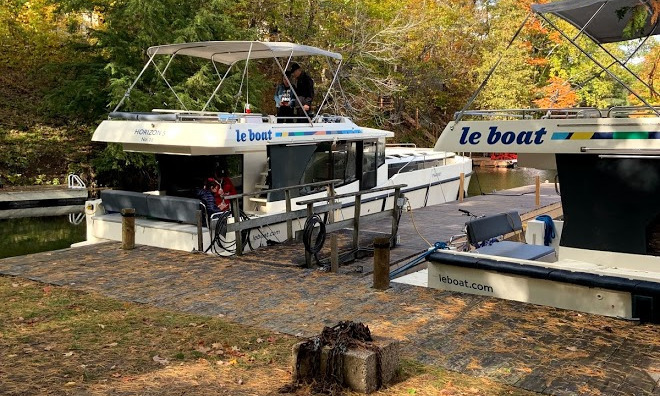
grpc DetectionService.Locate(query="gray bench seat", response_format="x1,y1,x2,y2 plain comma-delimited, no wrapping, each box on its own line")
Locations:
466,211,555,261
100,190,205,225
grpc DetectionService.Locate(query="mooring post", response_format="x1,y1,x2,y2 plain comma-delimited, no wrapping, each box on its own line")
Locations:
391,188,401,248
535,175,541,207
231,198,243,255
121,208,135,250
353,194,362,251
196,209,203,252
459,172,465,202
330,234,339,273
373,237,390,290
305,203,313,268
285,188,293,241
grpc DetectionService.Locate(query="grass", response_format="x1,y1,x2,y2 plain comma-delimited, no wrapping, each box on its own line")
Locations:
0,275,537,395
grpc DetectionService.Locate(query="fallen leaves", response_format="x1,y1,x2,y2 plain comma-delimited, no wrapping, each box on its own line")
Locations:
152,355,169,365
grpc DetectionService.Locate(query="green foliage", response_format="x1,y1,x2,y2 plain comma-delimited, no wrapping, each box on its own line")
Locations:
2,0,650,187
621,4,650,39
91,144,158,189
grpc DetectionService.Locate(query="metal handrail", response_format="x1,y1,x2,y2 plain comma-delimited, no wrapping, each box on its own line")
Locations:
296,183,407,205
607,106,660,118
67,174,86,189
224,179,342,200
453,107,603,121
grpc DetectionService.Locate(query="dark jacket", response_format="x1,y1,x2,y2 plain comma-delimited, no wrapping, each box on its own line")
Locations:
295,72,314,107
197,188,219,214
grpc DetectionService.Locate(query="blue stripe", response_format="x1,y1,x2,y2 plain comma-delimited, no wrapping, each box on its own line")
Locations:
551,132,571,140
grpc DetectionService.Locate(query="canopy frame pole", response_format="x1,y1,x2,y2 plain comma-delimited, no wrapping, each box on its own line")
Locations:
314,58,343,122
575,30,657,95
588,21,660,97
538,13,660,116
201,56,234,112
454,12,531,124
161,51,178,75
112,51,158,113
233,43,254,113
148,56,188,111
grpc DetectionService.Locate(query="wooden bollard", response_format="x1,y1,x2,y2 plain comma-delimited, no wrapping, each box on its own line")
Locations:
458,172,465,202
330,234,339,273
196,210,203,252
121,208,136,250
373,237,390,290
535,175,541,207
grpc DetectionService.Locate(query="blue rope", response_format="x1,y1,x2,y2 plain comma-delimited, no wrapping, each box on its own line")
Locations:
535,215,556,246
389,241,447,280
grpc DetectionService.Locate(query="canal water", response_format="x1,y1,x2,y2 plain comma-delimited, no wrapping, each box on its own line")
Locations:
0,213,86,259
0,166,558,259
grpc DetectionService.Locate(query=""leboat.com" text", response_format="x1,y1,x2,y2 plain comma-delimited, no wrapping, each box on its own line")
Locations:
438,275,494,293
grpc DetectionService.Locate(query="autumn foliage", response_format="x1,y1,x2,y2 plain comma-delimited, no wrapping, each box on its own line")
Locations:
533,76,578,108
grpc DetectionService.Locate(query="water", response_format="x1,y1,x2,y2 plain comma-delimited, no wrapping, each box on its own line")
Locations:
468,166,557,196
0,167,554,259
0,215,86,259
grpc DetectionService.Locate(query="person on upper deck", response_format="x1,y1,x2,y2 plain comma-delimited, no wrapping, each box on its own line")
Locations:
274,71,295,123
289,62,314,122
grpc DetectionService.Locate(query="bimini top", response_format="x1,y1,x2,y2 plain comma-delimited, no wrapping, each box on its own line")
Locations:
146,41,342,64
532,0,660,43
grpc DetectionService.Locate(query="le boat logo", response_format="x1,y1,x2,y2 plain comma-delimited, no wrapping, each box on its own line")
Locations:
134,128,165,142
459,126,548,145
236,129,273,142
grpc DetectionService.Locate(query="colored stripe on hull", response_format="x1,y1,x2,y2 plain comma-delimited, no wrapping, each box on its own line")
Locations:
275,130,360,138
552,131,660,140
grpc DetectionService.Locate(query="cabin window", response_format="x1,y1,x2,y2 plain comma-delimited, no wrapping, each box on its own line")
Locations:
300,141,357,190
268,141,358,200
377,138,386,168
361,140,377,190
387,158,447,178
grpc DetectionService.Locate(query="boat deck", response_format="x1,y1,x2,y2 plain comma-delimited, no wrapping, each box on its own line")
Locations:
5,184,658,395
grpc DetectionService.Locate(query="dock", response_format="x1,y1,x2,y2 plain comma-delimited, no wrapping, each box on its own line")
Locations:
0,185,88,210
1,183,658,395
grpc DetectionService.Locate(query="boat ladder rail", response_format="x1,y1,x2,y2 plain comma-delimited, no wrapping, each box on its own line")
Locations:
67,174,86,189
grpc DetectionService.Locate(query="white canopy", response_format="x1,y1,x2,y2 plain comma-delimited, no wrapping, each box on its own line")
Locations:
532,0,660,43
146,41,342,64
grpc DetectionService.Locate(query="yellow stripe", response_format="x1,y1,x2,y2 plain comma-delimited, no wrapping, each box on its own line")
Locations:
570,132,594,140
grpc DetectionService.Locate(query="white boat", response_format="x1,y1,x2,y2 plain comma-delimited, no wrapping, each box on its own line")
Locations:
79,41,472,254
428,0,660,323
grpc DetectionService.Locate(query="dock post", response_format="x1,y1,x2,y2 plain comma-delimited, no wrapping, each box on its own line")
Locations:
121,208,135,250
459,173,465,202
285,189,293,241
352,194,362,251
373,237,390,290
231,198,243,256
391,188,401,248
305,203,313,268
196,210,203,252
535,176,541,207
330,235,339,273
327,185,339,273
